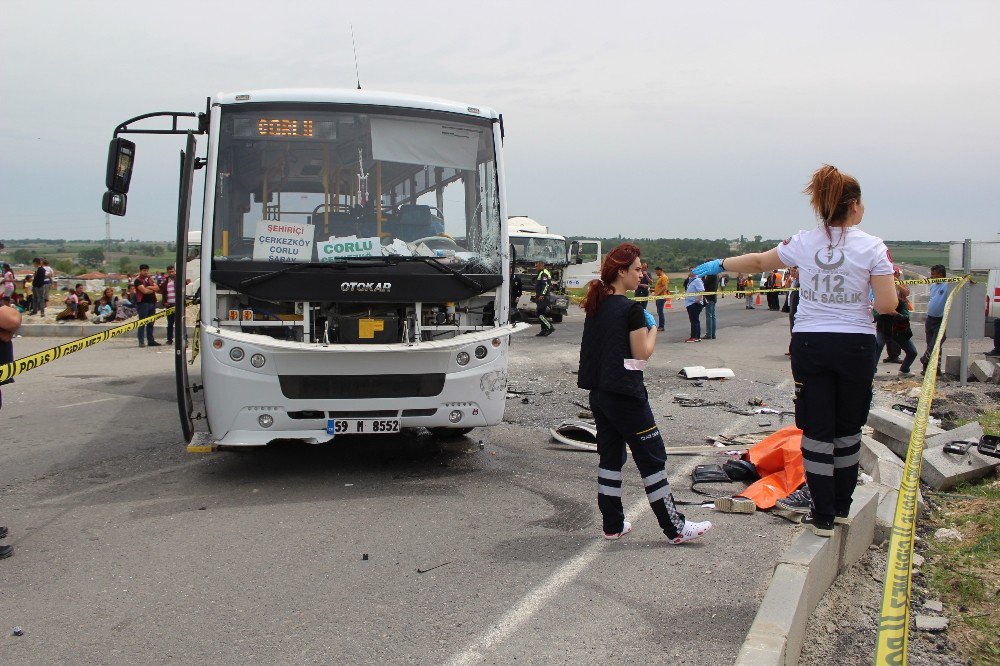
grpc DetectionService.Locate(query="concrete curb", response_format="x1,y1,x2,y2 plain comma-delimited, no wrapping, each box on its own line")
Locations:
734,485,880,666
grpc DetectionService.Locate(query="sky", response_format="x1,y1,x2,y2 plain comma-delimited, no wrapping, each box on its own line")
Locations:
2,1,998,243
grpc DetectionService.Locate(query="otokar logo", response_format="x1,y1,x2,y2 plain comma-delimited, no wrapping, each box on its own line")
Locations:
341,282,392,293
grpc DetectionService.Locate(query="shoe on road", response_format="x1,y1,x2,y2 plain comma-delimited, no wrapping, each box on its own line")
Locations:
684,337,700,343
882,357,902,364
0,544,12,559
714,497,756,514
604,521,632,540
138,342,146,348
986,349,1000,357
0,525,7,539
669,520,712,544
899,370,915,377
775,486,811,514
148,341,163,347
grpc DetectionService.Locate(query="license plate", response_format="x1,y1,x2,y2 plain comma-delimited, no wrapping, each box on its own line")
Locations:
327,419,400,435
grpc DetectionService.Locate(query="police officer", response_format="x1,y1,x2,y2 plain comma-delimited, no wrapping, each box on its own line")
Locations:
532,260,555,337
694,165,898,537
579,243,712,543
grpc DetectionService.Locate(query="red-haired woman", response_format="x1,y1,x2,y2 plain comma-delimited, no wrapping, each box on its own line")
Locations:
693,165,899,536
578,243,712,544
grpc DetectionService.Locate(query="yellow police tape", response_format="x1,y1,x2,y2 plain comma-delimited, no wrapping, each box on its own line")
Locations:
1,275,964,382
874,274,970,665
628,275,964,302
0,307,175,383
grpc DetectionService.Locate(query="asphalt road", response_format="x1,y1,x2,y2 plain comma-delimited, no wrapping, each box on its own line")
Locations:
1,297,803,664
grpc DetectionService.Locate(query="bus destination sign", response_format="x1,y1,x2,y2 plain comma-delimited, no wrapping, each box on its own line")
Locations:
257,119,314,137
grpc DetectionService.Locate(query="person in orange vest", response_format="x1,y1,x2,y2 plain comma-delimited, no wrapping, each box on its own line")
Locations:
653,266,669,331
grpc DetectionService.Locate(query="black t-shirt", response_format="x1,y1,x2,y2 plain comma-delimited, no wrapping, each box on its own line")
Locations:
627,302,646,331
702,274,718,303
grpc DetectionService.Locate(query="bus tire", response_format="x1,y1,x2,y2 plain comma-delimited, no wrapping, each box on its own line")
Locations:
428,427,474,439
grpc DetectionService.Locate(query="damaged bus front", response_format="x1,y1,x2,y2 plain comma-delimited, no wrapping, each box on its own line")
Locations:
103,89,526,447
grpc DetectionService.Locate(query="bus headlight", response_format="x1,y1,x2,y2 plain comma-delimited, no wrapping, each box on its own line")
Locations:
474,345,488,359
229,347,245,362
456,351,470,366
449,410,463,423
258,414,274,428
250,353,266,368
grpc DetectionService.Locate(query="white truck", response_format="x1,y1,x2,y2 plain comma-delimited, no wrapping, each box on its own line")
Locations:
508,217,602,322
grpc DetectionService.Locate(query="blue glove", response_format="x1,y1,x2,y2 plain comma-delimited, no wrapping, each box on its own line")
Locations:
643,309,656,329
693,259,724,277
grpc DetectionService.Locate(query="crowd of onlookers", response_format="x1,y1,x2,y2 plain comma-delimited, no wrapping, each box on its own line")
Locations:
1,258,176,325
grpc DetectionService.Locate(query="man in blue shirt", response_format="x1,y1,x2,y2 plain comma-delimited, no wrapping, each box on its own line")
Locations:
921,265,949,374
684,270,704,342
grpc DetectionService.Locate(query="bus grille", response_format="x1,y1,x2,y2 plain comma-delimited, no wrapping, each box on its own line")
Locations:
278,374,446,399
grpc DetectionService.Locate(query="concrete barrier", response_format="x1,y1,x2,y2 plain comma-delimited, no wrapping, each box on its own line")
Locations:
866,408,944,459
920,422,998,490
735,486,879,666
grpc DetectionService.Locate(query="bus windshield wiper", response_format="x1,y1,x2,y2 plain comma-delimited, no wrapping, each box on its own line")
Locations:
393,255,484,290
238,258,397,289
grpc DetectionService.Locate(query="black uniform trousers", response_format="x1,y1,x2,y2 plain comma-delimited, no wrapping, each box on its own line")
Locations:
590,388,685,538
790,332,876,523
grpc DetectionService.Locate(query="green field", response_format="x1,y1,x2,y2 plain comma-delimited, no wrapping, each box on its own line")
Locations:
883,241,949,267
1,238,951,275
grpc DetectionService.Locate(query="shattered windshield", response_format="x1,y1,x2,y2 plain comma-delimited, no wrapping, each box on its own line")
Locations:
511,236,568,265
212,107,501,272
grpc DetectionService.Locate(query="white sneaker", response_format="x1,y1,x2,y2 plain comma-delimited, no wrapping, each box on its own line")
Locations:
669,520,712,544
603,521,632,540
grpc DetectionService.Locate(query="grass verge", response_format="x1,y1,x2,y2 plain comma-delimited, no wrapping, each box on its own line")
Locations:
922,410,1000,666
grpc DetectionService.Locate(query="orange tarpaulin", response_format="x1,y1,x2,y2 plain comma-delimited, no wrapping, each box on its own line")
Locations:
737,425,805,509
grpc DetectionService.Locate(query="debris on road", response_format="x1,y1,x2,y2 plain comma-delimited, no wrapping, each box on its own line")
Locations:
678,366,735,380
416,561,451,574
12,626,24,637
549,420,598,451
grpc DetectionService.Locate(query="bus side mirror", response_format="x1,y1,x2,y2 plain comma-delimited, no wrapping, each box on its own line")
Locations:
105,138,136,194
569,240,579,264
102,191,127,216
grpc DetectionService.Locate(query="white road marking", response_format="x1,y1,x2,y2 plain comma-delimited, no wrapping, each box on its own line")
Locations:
446,380,793,664
443,499,647,666
36,459,207,506
57,397,118,409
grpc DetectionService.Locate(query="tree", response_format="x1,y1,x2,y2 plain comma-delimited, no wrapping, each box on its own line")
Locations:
54,258,75,274
78,247,105,268
118,256,135,274
12,249,33,265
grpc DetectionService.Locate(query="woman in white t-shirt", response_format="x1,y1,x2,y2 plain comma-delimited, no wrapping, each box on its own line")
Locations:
693,165,898,537
1,264,14,299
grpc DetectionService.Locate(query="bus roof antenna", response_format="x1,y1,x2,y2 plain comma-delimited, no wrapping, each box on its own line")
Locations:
351,23,362,90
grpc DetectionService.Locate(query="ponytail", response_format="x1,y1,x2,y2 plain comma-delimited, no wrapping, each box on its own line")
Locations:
580,243,641,317
804,164,861,242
